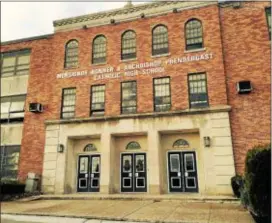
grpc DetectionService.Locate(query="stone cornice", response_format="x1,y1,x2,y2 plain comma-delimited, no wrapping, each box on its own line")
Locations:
45,105,231,126
53,1,217,32
1,34,53,46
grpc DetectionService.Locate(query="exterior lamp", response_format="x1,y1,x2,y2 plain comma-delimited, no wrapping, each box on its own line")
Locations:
204,137,211,147
110,19,115,24
57,144,64,153
173,8,178,13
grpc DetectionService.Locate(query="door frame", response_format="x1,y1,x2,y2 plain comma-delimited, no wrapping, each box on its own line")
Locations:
166,150,199,193
76,153,101,193
119,152,148,193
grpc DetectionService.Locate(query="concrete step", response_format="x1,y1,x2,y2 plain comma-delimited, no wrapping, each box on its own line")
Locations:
27,194,239,204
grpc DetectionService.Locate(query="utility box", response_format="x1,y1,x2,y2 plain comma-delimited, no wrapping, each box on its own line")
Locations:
25,172,40,193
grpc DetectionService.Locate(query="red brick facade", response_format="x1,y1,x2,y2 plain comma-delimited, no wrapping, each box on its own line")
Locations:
1,2,270,181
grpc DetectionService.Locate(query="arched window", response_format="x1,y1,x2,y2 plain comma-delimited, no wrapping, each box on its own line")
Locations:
126,141,141,150
121,30,136,60
185,19,203,50
92,35,106,64
84,144,97,152
64,40,79,68
173,139,190,149
152,25,169,56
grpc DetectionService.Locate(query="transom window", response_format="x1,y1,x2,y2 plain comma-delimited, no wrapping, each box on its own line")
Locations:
92,35,107,64
121,30,137,60
61,88,76,119
121,81,137,114
188,73,208,108
152,25,169,56
126,141,141,150
1,95,26,123
0,145,20,180
91,85,105,115
65,40,79,68
1,50,30,77
185,19,203,50
153,77,171,112
266,7,271,40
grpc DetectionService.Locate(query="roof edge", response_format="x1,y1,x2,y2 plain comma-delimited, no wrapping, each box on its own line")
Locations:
1,34,54,46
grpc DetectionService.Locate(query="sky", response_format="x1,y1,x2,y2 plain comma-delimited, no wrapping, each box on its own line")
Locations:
1,1,150,42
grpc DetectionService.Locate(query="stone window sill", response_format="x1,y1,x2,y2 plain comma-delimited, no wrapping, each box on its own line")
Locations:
120,58,138,63
151,53,171,58
184,48,206,54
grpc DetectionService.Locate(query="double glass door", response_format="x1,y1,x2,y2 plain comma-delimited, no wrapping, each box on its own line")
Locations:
168,151,198,193
77,155,100,192
121,153,147,192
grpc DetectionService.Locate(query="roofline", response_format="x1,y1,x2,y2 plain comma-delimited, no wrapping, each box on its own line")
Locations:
1,34,53,46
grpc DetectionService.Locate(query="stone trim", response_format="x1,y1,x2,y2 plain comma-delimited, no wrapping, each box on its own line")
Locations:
53,2,216,32
45,105,231,125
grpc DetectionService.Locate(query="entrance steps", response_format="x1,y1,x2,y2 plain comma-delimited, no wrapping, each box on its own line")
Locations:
26,193,239,204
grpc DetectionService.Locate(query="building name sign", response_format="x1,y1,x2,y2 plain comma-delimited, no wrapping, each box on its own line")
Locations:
56,52,213,80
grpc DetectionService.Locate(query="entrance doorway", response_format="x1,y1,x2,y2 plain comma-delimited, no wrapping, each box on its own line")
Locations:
168,151,198,193
121,153,147,192
77,155,100,192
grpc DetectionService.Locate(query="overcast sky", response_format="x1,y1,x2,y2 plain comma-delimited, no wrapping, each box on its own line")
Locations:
1,1,150,42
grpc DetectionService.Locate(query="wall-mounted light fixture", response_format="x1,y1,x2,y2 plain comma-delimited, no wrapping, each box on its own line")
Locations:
204,137,211,147
110,19,115,24
57,144,64,153
140,13,145,18
173,8,178,13
82,25,88,29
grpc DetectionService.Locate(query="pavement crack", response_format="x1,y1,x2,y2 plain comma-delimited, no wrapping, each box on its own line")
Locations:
121,200,155,220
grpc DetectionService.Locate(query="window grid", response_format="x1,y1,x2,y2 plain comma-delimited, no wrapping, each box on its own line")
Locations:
152,25,169,56
61,88,76,119
185,19,203,50
1,50,30,77
92,36,107,64
188,73,208,108
121,31,137,60
153,77,171,112
0,145,20,180
266,7,271,40
65,40,79,68
91,85,105,115
0,95,26,123
121,81,137,114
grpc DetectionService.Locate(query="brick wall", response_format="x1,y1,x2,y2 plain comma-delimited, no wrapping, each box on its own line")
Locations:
220,1,271,174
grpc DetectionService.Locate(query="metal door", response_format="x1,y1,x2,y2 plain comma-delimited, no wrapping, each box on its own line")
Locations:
77,155,100,192
121,153,146,192
168,151,198,193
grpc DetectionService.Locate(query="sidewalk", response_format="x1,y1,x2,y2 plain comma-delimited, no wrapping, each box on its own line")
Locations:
1,198,254,223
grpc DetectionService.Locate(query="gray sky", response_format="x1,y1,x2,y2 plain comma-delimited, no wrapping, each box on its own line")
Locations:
1,1,149,42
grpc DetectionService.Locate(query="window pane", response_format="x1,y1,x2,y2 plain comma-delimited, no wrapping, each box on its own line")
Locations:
61,88,76,119
91,85,105,115
186,19,203,50
121,81,137,114
152,25,169,55
92,36,106,64
188,73,208,108
17,55,30,64
154,77,171,112
2,57,16,67
122,31,136,60
65,40,79,68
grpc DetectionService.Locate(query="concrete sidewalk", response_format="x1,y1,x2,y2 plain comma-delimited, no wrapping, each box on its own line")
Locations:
1,199,254,223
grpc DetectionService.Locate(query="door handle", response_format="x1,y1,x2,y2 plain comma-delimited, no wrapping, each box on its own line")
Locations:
129,173,132,177
85,174,88,178
90,173,94,178
135,173,139,177
177,172,181,177
185,172,188,177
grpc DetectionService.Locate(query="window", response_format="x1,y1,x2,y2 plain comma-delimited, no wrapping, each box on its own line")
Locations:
91,85,105,115
185,19,203,50
64,40,79,68
0,95,26,123
153,77,171,112
0,145,20,180
121,81,137,114
266,7,271,40
121,30,136,60
61,88,76,119
188,73,208,108
92,35,107,64
1,50,30,77
152,25,169,56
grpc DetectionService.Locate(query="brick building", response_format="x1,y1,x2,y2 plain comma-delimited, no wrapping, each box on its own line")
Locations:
0,1,271,195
